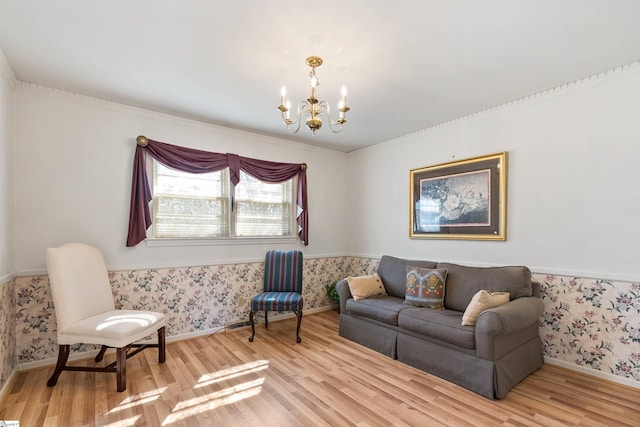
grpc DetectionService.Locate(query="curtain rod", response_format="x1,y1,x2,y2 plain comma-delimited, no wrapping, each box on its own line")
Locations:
136,135,149,146
135,135,306,170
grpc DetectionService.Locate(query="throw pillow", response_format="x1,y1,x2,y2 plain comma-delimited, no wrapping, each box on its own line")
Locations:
347,273,387,301
404,267,448,309
461,290,510,326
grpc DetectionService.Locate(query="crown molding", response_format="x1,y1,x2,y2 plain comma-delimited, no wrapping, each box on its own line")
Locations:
355,60,640,155
16,80,343,157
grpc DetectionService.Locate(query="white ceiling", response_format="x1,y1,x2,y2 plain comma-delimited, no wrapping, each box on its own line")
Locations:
1,1,639,152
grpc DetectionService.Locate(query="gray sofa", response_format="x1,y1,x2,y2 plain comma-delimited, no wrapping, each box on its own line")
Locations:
336,255,544,399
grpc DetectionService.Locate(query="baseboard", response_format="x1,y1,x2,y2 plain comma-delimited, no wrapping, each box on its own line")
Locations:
10,314,637,399
0,367,17,408
223,305,338,332
17,305,339,372
544,356,640,389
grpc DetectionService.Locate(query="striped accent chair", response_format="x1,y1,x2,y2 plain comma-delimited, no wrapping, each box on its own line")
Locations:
249,250,304,343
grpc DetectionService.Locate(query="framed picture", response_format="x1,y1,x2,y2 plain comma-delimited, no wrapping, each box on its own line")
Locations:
410,152,507,240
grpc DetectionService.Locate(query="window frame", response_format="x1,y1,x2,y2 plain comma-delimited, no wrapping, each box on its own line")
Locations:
145,158,299,247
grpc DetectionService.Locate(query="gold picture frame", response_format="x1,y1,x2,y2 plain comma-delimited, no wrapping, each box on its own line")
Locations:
409,152,507,240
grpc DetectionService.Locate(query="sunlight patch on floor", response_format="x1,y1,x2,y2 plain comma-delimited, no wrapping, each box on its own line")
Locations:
108,387,167,414
161,361,269,425
194,359,269,388
100,415,141,426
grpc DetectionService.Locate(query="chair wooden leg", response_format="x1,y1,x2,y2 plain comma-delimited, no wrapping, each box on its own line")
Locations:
95,345,109,362
248,310,256,342
295,310,303,343
116,347,126,392
158,327,166,363
47,344,70,387
264,310,269,329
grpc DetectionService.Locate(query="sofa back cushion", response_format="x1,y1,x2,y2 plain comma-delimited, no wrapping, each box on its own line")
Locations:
437,262,533,312
377,255,437,298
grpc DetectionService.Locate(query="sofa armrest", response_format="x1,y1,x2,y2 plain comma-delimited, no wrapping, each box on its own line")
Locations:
336,278,351,314
531,281,541,298
475,296,544,359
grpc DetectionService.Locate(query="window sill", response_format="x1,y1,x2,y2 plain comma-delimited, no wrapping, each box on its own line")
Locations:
145,236,300,247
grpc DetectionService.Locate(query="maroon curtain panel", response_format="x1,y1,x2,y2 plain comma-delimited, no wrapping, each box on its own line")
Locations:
126,138,308,246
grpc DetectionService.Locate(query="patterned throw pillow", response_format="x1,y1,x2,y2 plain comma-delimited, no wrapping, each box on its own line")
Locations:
461,290,510,326
404,267,448,309
347,273,387,301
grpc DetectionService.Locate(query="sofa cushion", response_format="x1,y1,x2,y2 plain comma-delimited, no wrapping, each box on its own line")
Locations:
404,267,448,309
346,295,407,326
461,290,510,326
437,263,533,312
398,307,475,349
377,255,437,298
347,273,387,301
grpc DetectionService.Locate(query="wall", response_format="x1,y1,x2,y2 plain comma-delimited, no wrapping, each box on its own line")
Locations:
0,49,16,399
13,83,349,273
536,272,640,382
345,64,640,384
15,256,365,367
5,59,640,389
7,81,351,375
346,64,640,278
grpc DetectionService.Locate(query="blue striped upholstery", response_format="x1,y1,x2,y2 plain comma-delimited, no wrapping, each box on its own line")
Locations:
251,291,302,312
251,250,303,312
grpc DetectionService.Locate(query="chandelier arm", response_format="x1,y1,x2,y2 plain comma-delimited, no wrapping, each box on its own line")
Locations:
323,102,345,133
283,101,312,134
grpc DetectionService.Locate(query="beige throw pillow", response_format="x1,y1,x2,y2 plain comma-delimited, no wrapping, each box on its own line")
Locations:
461,290,510,326
347,273,387,301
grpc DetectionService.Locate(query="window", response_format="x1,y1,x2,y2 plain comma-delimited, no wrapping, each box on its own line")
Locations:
152,161,294,239
234,171,292,237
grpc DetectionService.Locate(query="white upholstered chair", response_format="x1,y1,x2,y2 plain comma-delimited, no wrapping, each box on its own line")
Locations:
45,242,166,392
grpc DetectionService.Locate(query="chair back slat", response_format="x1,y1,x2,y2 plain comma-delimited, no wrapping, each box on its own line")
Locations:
263,250,303,293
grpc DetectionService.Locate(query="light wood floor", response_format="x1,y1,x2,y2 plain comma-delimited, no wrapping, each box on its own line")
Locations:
1,310,639,426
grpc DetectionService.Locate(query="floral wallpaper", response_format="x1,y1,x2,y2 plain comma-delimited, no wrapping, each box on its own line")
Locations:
2,256,639,396
535,273,640,381
0,279,17,394
12,256,362,365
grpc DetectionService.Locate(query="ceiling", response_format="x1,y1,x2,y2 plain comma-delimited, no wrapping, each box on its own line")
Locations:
1,1,639,152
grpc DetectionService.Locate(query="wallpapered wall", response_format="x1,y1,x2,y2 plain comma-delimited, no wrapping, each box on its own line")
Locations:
535,273,640,380
11,257,376,365
2,257,639,395
0,279,17,394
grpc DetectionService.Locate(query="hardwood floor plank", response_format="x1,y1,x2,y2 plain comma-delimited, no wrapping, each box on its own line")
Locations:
2,311,640,426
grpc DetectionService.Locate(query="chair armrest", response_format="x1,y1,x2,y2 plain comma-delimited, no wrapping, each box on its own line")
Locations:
336,278,351,314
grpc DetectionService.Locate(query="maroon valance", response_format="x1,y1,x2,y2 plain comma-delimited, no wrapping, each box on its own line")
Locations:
127,137,308,247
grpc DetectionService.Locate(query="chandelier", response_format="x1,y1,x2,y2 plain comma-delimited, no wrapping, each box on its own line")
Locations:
278,56,350,134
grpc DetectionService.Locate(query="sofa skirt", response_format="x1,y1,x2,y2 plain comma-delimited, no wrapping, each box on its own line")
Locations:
397,331,543,399
397,331,496,398
339,314,398,359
